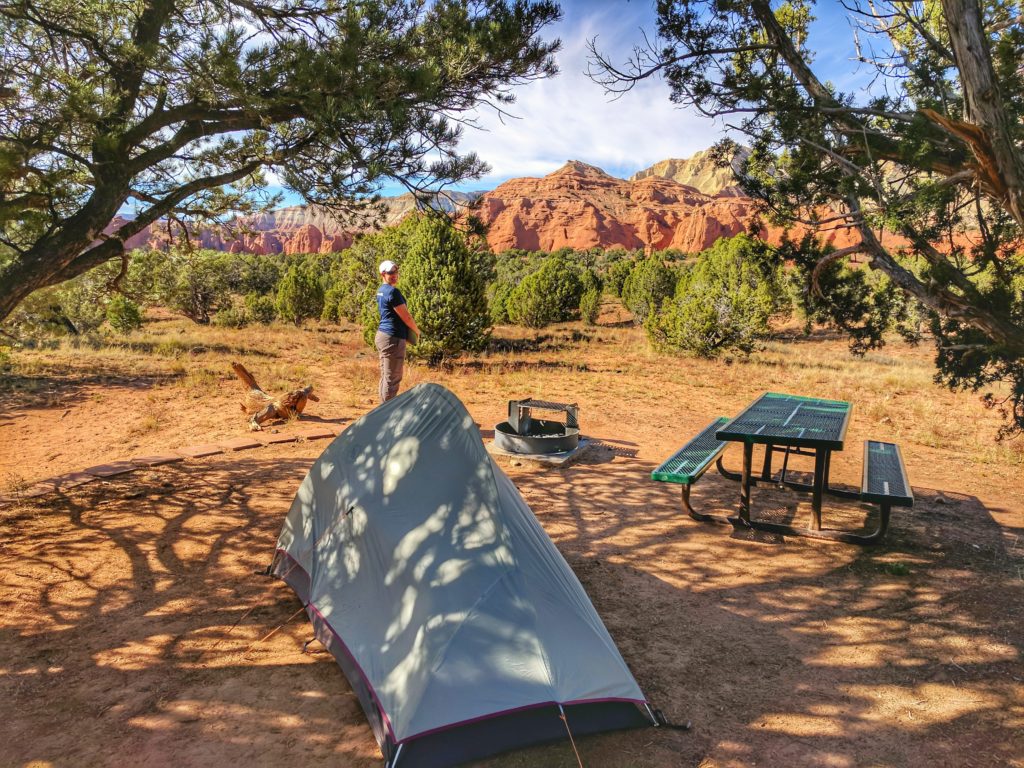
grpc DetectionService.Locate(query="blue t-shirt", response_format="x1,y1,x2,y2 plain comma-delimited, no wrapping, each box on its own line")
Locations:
376,283,409,340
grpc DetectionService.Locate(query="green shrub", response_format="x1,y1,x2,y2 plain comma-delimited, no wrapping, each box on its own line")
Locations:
782,235,923,354
244,292,277,324
505,254,587,328
5,263,117,337
359,282,381,349
654,247,688,262
621,255,676,324
649,234,789,356
322,251,377,323
361,216,493,365
150,248,235,324
236,254,284,296
212,305,250,328
579,288,601,325
488,280,516,324
488,249,545,324
106,294,143,334
276,263,325,325
580,265,602,295
596,246,630,270
603,258,634,297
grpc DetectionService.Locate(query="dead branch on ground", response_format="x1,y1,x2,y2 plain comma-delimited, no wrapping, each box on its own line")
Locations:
231,361,318,431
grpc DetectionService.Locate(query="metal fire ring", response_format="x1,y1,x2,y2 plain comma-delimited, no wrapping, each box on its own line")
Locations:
494,398,580,455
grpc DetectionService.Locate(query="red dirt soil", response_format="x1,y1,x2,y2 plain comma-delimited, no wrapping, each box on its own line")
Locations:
1,315,1022,767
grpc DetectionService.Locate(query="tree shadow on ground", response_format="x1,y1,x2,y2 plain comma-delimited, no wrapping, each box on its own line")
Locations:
457,359,590,374
0,456,384,767
0,444,1021,767
0,370,185,412
492,451,1024,766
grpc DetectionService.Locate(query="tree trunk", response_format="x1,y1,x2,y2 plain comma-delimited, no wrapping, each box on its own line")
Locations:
942,0,1024,227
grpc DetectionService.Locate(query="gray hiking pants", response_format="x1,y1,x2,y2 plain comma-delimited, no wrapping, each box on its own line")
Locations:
375,331,407,403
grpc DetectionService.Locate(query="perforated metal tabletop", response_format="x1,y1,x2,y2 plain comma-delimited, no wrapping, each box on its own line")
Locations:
716,392,852,450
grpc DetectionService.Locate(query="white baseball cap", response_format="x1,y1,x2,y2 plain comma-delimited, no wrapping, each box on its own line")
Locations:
379,260,398,274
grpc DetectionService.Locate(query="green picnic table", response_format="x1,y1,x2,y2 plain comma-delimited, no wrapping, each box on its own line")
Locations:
652,392,913,544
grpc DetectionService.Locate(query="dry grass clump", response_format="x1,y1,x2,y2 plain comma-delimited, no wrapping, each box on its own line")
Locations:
2,305,1021,478
1,471,28,498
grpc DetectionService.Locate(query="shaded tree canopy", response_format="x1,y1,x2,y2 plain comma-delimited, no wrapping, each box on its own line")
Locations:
590,0,1024,435
0,0,561,320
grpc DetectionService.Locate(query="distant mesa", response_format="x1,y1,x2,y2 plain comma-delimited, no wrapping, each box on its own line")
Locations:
474,158,756,253
473,148,870,253
108,146,876,256
110,191,477,256
629,146,751,197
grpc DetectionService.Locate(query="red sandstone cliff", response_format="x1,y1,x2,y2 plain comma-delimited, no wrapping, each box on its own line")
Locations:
108,160,891,256
109,192,472,255
474,160,872,253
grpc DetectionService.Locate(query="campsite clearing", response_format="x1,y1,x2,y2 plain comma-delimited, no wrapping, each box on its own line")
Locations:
1,308,1022,767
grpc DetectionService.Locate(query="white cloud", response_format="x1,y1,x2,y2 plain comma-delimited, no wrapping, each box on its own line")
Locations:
279,2,879,202
453,3,723,188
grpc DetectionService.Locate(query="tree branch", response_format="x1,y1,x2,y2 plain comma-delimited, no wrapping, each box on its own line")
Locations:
115,161,266,240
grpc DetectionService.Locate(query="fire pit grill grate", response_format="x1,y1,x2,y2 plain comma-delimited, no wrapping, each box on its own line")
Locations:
496,398,581,456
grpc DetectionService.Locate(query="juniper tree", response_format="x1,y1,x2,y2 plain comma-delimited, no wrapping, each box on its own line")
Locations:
360,214,493,364
591,0,1024,435
0,0,561,320
650,233,789,356
276,262,324,325
621,254,676,325
505,252,587,328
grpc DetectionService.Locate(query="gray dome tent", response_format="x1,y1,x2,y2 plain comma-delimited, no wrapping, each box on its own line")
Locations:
272,383,656,767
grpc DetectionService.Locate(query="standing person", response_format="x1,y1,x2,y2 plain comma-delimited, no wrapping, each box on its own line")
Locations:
375,259,420,403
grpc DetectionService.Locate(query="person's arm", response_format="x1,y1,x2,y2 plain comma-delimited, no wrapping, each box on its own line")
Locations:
394,303,420,337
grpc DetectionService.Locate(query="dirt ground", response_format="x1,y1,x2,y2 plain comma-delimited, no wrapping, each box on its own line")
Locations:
1,309,1022,767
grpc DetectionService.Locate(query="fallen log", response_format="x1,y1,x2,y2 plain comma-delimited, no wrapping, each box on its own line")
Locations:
232,362,319,431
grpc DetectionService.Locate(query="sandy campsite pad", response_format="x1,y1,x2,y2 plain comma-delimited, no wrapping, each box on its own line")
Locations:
1,316,1022,767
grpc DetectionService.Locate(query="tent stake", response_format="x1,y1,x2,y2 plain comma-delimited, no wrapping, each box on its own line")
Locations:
644,702,660,726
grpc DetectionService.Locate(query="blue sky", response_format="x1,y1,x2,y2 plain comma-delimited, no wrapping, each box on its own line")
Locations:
285,0,872,202
378,0,718,197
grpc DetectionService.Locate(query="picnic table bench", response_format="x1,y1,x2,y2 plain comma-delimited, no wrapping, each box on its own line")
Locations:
650,417,730,523
858,440,914,542
651,393,913,545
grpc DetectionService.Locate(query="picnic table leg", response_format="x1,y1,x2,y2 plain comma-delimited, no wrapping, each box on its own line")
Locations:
811,447,826,530
679,483,737,526
739,442,753,523
716,454,742,482
760,443,774,482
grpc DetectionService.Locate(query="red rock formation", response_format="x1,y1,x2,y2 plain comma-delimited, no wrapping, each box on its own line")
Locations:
106,158,934,257
285,224,323,254
474,160,897,254
475,161,769,253
243,232,283,255
320,233,353,252
100,216,158,251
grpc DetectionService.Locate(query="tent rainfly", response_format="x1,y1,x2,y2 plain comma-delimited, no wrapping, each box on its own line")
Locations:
272,383,657,767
